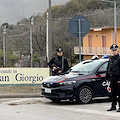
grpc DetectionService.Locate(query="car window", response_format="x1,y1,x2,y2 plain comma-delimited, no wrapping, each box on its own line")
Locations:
98,62,108,71
70,60,101,73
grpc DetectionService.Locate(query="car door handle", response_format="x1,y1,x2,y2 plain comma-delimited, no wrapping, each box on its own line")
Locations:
92,79,96,81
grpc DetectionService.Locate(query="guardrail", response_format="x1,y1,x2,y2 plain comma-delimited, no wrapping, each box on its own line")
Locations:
74,46,113,55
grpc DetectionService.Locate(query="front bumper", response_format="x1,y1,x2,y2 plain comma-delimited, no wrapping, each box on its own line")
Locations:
42,85,76,100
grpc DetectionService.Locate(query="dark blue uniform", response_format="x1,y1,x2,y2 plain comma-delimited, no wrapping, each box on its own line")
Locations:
48,56,69,75
106,54,120,110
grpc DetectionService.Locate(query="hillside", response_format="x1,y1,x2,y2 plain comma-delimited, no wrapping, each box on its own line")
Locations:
50,0,120,27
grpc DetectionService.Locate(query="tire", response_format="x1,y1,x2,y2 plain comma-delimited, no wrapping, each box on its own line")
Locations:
76,86,93,104
50,99,61,103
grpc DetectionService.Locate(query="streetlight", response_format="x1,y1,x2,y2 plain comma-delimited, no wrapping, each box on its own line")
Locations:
46,0,52,63
18,15,34,67
100,0,117,44
3,25,6,67
30,16,34,67
114,0,117,44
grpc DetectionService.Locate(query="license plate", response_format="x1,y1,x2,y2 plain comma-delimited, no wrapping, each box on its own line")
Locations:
45,88,51,93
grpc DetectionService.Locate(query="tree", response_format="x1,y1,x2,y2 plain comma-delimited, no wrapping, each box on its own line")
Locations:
2,22,9,28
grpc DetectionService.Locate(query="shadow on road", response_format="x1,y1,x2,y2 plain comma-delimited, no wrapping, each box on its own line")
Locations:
44,97,111,106
92,97,111,104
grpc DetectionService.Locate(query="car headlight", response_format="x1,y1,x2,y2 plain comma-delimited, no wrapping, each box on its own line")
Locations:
59,81,76,86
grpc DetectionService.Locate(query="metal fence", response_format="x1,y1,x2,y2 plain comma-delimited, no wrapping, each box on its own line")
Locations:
74,46,113,55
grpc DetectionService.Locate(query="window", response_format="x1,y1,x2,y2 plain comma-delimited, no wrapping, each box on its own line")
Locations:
98,62,108,72
88,35,92,52
102,36,107,53
71,60,100,73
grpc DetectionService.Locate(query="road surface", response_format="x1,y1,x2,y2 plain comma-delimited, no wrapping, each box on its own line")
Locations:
0,97,120,120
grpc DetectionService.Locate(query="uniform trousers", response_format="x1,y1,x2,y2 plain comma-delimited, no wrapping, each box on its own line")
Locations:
110,80,120,107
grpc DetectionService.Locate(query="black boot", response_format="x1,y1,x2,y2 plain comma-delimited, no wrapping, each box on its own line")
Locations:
117,108,120,112
107,106,116,111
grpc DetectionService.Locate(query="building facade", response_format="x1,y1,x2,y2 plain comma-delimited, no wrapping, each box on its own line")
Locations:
74,26,120,60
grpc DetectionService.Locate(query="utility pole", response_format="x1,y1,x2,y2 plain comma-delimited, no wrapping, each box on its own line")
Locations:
3,25,6,67
114,0,117,44
18,14,34,67
100,0,117,44
47,0,52,63
46,12,49,63
30,16,33,68
78,19,82,62
30,16,34,67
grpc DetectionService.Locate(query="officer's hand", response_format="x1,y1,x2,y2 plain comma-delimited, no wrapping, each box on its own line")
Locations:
53,67,57,70
58,70,62,73
118,81,120,83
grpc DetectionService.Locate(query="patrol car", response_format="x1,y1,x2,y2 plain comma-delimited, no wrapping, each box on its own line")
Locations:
42,56,111,104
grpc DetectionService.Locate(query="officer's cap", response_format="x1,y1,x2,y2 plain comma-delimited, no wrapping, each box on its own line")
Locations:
56,47,63,53
110,44,118,51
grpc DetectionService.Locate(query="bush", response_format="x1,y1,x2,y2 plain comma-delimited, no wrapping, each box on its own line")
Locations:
0,49,19,67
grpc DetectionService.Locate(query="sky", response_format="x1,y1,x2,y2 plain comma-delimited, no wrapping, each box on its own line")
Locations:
0,0,70,25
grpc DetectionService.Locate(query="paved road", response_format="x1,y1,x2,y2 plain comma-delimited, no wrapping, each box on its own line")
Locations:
0,97,120,120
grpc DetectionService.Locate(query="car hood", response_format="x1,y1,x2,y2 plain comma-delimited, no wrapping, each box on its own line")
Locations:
42,72,88,83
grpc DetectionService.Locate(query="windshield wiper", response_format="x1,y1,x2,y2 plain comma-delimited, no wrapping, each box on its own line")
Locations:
83,61,92,64
71,71,84,74
71,71,80,73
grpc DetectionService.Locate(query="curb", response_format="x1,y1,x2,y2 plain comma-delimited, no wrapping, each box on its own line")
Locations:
0,94,43,98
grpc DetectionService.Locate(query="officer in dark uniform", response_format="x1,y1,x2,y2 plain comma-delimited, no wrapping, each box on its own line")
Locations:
106,44,120,112
48,47,69,75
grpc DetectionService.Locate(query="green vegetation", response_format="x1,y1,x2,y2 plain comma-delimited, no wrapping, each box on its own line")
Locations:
51,0,114,18
0,50,19,67
33,53,40,62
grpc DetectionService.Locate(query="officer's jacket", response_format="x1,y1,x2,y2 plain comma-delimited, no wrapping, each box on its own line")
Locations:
48,56,69,72
106,54,120,80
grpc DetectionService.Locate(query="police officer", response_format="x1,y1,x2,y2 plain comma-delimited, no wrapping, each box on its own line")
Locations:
106,44,120,112
48,47,69,75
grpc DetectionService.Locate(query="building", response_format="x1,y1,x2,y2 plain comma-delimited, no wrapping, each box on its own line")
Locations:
74,26,120,60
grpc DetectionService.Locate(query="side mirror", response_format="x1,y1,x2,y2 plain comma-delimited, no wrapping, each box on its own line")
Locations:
96,70,106,75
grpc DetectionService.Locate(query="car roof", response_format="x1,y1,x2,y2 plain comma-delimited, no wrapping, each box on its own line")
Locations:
71,58,109,69
82,58,109,63
92,58,109,62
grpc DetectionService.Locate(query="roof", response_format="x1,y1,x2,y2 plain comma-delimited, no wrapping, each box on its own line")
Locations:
90,26,120,31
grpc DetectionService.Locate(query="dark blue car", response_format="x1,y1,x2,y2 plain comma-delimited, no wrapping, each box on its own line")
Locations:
42,58,111,104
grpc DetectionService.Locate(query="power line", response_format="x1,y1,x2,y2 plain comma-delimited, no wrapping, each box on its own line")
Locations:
0,31,29,37
7,31,29,38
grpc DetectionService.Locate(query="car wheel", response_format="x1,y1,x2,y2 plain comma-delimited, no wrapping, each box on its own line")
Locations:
76,86,93,104
50,99,61,103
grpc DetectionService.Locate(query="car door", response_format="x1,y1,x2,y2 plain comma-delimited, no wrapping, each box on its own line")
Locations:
92,62,109,97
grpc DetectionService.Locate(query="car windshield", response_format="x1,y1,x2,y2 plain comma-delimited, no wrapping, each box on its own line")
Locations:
70,60,101,73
